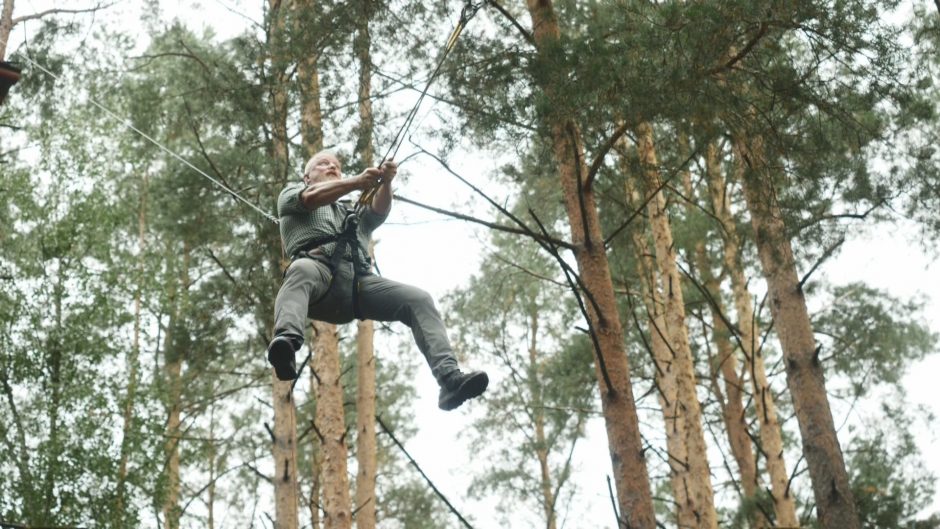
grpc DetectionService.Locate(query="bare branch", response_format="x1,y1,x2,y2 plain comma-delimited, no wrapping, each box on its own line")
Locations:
586,121,631,189
797,235,846,292
394,194,573,250
491,252,568,288
528,210,614,395
706,21,770,76
377,415,475,529
412,145,575,250
11,2,115,25
486,0,536,47
604,144,701,248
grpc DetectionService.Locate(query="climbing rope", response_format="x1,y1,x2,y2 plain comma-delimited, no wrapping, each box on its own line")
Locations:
356,0,486,214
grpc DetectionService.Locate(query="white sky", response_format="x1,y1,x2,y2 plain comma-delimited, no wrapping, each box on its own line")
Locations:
5,0,938,527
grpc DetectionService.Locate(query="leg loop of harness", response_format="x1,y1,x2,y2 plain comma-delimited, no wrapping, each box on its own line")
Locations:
352,273,364,320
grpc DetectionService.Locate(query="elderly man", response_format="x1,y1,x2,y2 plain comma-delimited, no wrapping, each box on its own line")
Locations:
267,151,488,411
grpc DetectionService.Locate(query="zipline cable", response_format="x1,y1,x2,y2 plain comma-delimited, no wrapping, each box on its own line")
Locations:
2,38,280,224
356,0,485,213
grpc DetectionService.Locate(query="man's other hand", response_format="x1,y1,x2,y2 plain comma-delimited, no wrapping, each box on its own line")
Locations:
355,167,383,190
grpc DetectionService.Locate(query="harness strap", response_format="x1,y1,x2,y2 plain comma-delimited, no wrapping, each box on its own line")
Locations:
292,208,370,320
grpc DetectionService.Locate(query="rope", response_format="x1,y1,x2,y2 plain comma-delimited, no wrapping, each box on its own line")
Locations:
3,40,280,224
376,415,475,529
356,0,485,214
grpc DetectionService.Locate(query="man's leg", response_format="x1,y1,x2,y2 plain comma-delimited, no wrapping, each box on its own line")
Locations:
356,274,487,410
269,258,332,380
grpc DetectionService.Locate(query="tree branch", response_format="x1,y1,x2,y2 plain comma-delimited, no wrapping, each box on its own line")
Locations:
11,2,114,24
797,235,845,292
706,21,770,75
604,144,701,248
586,121,631,189
528,210,614,395
490,252,568,288
377,415,475,529
485,0,536,47
394,194,572,250
412,145,575,250
567,122,594,250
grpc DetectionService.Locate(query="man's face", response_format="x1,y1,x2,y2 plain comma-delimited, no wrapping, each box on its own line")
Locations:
304,153,342,185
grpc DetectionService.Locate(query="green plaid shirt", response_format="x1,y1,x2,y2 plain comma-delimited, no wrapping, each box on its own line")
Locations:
277,181,386,271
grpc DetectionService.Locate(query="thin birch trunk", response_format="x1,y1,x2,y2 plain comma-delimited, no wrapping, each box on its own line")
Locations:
309,365,322,529
527,311,558,529
706,141,799,526
735,134,858,529
355,315,377,529
635,123,717,529
297,0,324,155
271,372,300,529
524,4,656,527
314,322,352,529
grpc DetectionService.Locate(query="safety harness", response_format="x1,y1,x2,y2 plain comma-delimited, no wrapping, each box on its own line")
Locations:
292,203,372,320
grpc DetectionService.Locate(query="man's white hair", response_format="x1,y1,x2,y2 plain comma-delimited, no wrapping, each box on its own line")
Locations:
304,150,340,178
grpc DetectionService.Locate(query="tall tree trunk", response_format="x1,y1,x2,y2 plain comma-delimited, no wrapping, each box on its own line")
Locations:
634,123,717,529
268,2,300,528
735,134,858,529
524,3,656,527
528,310,558,529
682,148,765,526
314,322,352,529
115,174,148,525
353,6,378,527
624,171,695,529
309,365,322,529
355,314,377,529
297,0,324,155
162,243,189,529
0,0,14,60
705,141,798,526
704,287,763,504
294,1,327,523
272,373,300,529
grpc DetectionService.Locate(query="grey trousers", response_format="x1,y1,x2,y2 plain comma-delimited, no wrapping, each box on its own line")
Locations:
273,255,459,383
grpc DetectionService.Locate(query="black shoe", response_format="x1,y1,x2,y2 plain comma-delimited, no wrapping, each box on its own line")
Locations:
267,336,298,381
438,370,489,411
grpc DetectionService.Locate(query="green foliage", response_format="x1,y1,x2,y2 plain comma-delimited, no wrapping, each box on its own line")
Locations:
445,228,596,525
846,402,937,529
814,283,937,391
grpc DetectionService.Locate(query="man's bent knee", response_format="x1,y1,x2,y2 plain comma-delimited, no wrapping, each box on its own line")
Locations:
284,258,331,287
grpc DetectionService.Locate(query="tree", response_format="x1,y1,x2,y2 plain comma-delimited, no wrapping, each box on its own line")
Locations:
447,233,594,528
704,140,799,526
522,2,657,525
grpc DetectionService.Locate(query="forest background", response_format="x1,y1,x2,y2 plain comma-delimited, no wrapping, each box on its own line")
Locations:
1,0,939,528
